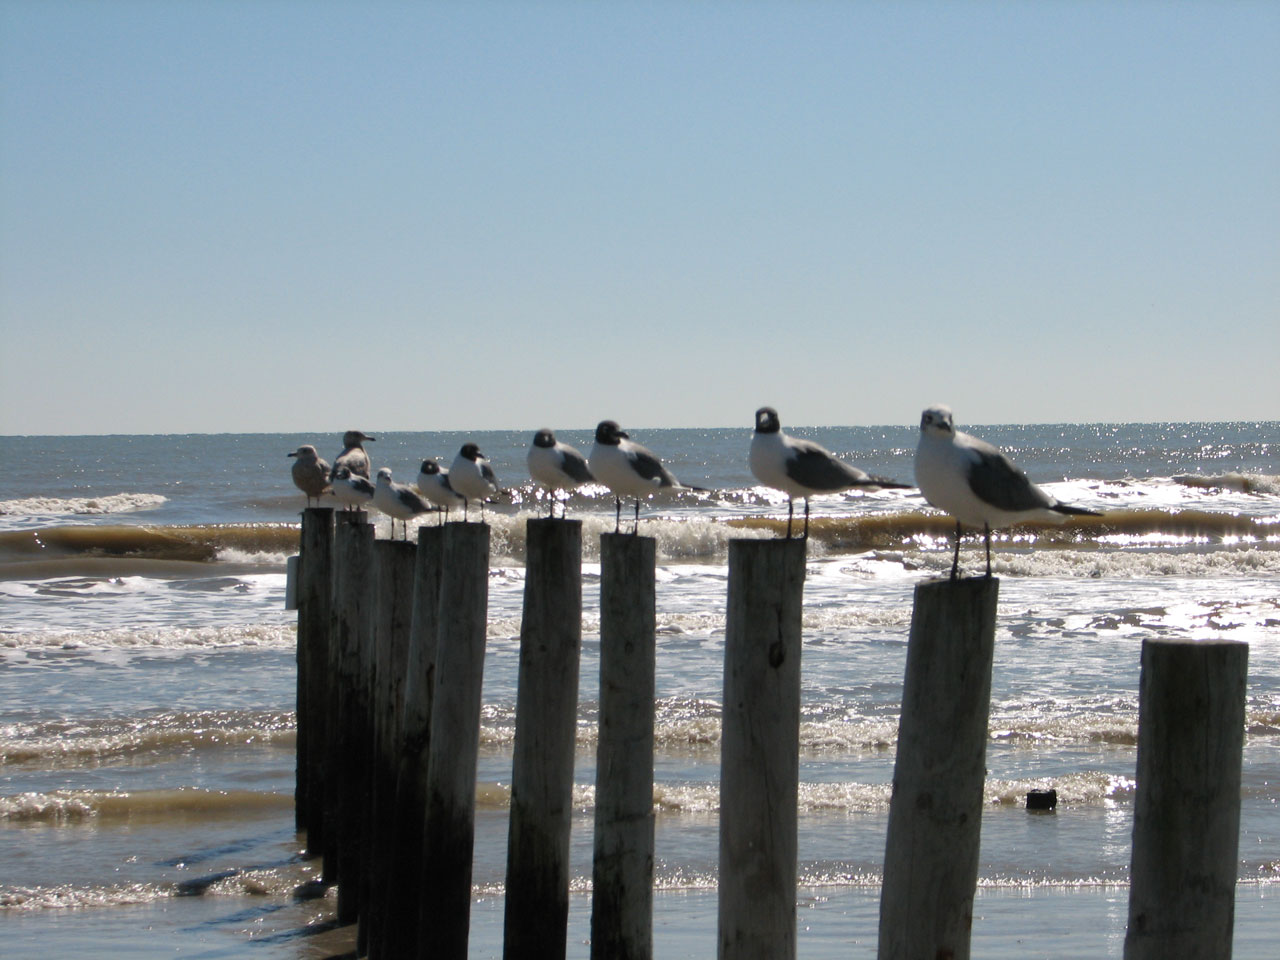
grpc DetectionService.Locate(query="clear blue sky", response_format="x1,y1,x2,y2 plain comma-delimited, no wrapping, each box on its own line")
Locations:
2,0,1277,435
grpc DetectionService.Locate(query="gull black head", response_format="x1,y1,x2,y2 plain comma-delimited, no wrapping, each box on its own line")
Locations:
533,428,556,449
595,420,627,445
288,445,318,460
459,442,483,461
335,466,352,479
754,407,781,434
343,430,376,447
920,404,954,435
420,460,440,475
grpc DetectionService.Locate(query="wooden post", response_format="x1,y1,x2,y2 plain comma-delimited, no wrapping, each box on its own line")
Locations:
296,506,333,856
1124,638,1248,960
330,511,375,923
364,538,417,958
420,522,491,960
503,519,583,960
877,576,998,960
717,538,806,960
590,533,657,960
383,525,444,960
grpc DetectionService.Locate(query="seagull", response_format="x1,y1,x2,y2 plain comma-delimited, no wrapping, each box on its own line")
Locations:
448,443,501,521
417,459,465,522
915,403,1103,579
373,467,435,539
527,428,595,518
288,445,331,507
589,420,700,533
331,430,376,481
332,465,375,512
749,406,912,538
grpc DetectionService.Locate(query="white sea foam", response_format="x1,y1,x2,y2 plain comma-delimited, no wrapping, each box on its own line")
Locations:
0,493,167,518
0,623,294,654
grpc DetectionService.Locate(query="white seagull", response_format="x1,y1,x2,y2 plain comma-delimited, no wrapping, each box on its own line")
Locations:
373,467,435,539
589,419,700,533
288,445,331,507
448,443,501,521
331,430,376,481
915,403,1103,579
527,428,595,518
749,406,912,538
416,459,465,522
332,465,375,512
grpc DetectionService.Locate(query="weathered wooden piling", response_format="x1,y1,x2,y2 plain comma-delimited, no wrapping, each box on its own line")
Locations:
329,511,375,922
877,576,999,960
590,533,657,960
364,538,417,957
296,507,333,855
385,525,444,960
420,521,491,960
503,519,584,960
718,538,807,960
1124,638,1248,960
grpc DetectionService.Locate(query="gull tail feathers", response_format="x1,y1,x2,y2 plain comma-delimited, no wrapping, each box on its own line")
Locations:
861,476,913,490
1052,503,1103,517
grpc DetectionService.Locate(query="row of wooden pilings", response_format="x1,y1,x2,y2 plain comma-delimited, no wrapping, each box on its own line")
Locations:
292,506,1249,960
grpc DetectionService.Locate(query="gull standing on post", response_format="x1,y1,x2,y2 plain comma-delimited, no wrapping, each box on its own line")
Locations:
914,404,1102,579
449,443,501,521
288,445,331,507
332,466,375,512
373,467,435,539
589,420,696,534
749,406,912,538
331,430,376,481
417,459,465,522
527,428,594,518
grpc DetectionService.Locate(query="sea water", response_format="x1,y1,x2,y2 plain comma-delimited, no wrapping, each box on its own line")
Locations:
1,422,1278,958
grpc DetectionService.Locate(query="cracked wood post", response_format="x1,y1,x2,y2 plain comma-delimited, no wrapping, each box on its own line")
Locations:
503,518,583,960
385,524,444,960
297,506,333,860
1124,638,1248,960
590,532,657,960
364,538,417,958
420,521,491,960
717,537,806,960
330,511,375,924
877,575,998,960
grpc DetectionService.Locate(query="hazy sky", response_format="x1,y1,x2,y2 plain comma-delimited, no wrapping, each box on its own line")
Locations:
2,1,1277,435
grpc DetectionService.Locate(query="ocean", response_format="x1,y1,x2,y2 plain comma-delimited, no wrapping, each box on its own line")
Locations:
1,421,1278,958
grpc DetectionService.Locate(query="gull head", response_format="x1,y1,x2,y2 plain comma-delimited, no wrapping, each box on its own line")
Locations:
376,467,393,485
754,407,781,434
343,430,376,447
289,445,319,460
459,442,484,462
533,428,556,449
920,404,954,436
420,460,441,476
595,420,628,445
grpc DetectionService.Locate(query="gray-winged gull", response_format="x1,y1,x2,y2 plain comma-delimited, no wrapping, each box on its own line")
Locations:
527,428,595,518
915,403,1102,579
448,443,501,522
749,406,912,538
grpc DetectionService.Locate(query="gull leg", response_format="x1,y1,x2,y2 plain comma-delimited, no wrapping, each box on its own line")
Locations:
786,499,794,539
951,521,961,580
803,499,811,540
984,522,992,578
614,497,621,534
632,498,640,535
